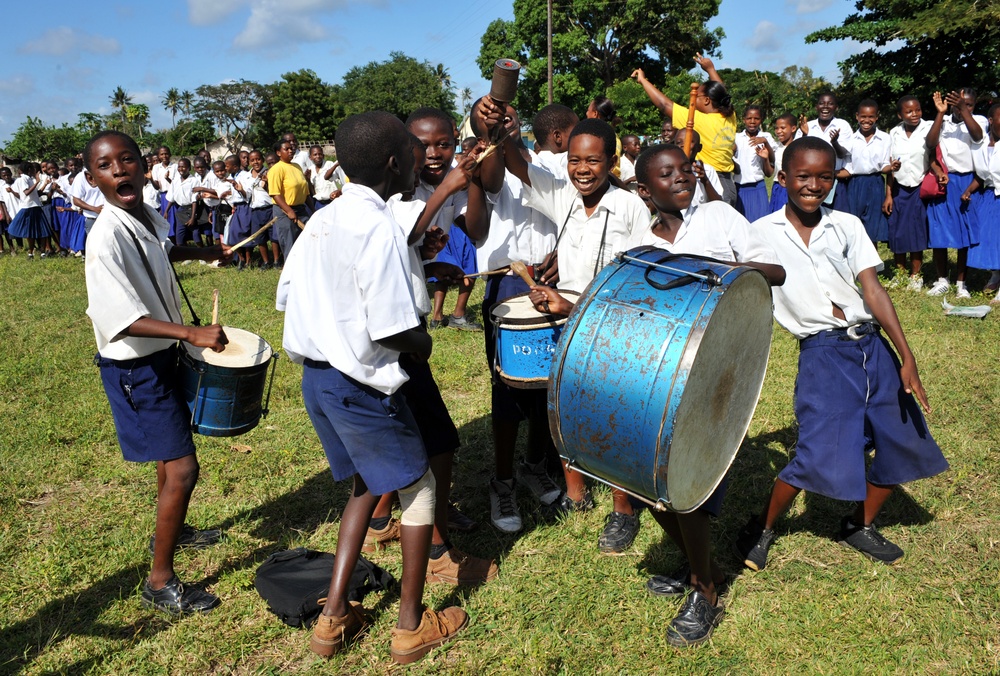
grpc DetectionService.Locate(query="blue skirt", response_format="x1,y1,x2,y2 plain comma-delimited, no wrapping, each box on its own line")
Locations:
736,180,770,223
433,225,478,277
967,190,1000,270
768,183,788,213
250,207,272,246
847,174,889,243
827,178,851,213
63,211,87,252
160,194,177,239
887,184,927,253
927,172,977,248
8,206,52,239
226,204,252,245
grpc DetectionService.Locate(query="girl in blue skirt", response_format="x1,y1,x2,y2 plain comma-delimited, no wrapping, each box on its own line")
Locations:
8,162,53,258
844,100,892,244
966,104,1000,298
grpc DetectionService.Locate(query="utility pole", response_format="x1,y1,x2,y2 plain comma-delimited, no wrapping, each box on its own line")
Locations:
547,0,553,104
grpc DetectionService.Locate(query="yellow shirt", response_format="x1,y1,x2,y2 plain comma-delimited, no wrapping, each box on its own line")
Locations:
672,105,737,173
267,161,309,206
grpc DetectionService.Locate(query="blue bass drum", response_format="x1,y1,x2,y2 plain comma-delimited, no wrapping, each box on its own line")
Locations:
491,291,579,388
548,248,773,513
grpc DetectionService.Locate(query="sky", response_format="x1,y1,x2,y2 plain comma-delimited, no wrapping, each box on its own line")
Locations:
0,0,866,147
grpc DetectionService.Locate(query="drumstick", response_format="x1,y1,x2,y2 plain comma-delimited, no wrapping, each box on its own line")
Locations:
211,289,220,325
684,83,699,158
229,217,277,251
510,260,536,287
464,266,511,279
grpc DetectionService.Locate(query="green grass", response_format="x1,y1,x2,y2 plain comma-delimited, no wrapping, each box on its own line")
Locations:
2,250,999,675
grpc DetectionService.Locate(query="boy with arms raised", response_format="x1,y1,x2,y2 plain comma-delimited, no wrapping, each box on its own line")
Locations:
737,137,948,570
277,112,468,664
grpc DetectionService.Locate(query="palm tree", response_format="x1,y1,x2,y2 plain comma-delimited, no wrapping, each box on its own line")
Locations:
434,64,453,93
109,86,133,126
179,90,195,120
460,87,473,115
161,88,180,128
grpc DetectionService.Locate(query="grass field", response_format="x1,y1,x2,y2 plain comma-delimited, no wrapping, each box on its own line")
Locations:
1,250,999,675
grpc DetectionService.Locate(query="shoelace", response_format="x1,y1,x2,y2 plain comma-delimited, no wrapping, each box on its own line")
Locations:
495,486,517,517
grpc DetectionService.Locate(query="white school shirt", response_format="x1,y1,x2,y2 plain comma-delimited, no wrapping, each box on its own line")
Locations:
733,130,777,184
57,174,73,202
533,150,569,179
476,162,557,272
412,177,468,236
522,162,649,293
151,162,176,193
13,176,42,209
277,182,421,394
308,161,339,201
85,204,184,360
37,176,57,205
1,182,20,217
844,128,891,175
247,170,271,208
803,118,854,170
169,175,196,206
693,162,724,206
626,201,780,266
292,149,311,176
142,183,161,210
194,173,220,207
753,207,883,340
223,170,252,205
71,175,105,218
619,155,636,184
388,197,433,317
938,115,988,173
972,142,1000,194
889,120,933,187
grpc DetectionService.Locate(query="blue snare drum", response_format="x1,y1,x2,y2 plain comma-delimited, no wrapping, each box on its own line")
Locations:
491,291,579,389
549,249,773,512
178,327,277,436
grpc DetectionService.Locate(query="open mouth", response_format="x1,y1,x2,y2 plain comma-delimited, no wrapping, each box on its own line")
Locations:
573,176,597,190
116,182,138,203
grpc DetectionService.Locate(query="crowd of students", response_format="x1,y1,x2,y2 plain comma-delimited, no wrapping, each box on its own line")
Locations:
71,51,990,664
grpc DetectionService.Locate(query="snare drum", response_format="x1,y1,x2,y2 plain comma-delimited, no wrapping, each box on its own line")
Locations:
549,249,773,512
490,291,580,389
178,327,277,436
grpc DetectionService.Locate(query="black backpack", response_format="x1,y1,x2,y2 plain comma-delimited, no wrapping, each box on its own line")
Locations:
254,548,396,628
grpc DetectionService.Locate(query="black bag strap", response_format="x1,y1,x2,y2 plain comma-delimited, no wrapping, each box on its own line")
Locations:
124,223,202,326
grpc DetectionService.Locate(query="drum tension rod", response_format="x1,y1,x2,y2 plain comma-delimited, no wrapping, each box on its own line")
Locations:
563,459,671,512
620,254,723,287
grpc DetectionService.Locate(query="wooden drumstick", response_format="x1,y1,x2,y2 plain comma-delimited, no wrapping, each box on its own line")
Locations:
684,83,699,158
211,289,220,325
510,260,536,287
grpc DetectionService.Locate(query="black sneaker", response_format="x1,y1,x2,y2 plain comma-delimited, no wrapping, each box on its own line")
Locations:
446,503,478,533
734,516,775,572
598,511,640,554
550,490,595,517
666,591,724,647
148,524,223,556
838,517,904,564
142,575,220,615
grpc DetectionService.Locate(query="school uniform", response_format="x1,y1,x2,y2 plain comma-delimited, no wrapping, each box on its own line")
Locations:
693,161,723,206
192,173,220,241
221,170,253,246
70,172,105,236
522,162,648,294
533,150,569,179
671,104,739,205
413,175,474,276
292,149,312,176
142,182,161,211
0,182,19,239
247,170,273,247
151,162,178,234
733,130,777,223
85,203,196,463
308,160,340,206
169,175,197,245
768,144,790,213
927,115,987,249
753,207,948,501
267,160,310,258
627,200,780,515
844,128,891,243
619,154,637,188
887,120,932,253
8,175,52,239
37,176,58,239
967,141,1000,270
277,182,428,495
803,118,854,212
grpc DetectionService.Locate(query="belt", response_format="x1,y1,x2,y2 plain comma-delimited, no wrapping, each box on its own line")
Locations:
717,171,733,178
803,321,879,344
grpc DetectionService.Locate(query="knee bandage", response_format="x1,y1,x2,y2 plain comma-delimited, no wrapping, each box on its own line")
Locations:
397,470,436,526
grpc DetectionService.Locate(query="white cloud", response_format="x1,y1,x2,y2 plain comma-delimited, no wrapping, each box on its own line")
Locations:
18,27,120,57
188,0,249,25
745,21,782,53
131,90,161,107
0,77,35,98
786,0,836,14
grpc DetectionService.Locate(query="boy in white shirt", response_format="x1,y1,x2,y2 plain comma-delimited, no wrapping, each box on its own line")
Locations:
798,93,854,211
169,159,197,245
733,105,777,222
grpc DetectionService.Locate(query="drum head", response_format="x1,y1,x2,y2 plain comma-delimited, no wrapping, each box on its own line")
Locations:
491,291,579,327
665,270,773,512
183,326,273,367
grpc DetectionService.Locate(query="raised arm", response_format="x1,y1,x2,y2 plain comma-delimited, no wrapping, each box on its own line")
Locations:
926,92,948,149
694,53,723,85
631,68,674,118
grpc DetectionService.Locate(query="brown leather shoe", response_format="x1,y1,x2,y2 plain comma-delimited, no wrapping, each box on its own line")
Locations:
362,518,401,553
390,606,469,664
309,602,371,658
425,547,499,586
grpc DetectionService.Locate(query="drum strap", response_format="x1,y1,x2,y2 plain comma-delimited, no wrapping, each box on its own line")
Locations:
553,207,611,280
124,227,202,326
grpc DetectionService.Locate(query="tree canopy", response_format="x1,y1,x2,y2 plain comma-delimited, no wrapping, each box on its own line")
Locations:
339,52,457,121
478,0,724,116
272,69,339,141
2,117,88,162
193,80,273,154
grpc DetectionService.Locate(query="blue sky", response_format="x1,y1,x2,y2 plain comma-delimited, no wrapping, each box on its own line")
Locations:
1,0,863,147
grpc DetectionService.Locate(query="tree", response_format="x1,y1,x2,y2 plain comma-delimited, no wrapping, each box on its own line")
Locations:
339,52,458,121
109,86,133,126
179,90,195,120
460,87,474,115
161,88,181,128
144,116,217,157
2,117,88,161
272,69,338,141
124,104,151,140
76,113,104,137
719,66,830,123
193,80,272,154
807,0,1000,116
434,64,453,94
477,0,724,116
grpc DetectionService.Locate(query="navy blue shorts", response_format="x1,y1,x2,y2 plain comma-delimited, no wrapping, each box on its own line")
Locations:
399,354,460,457
482,274,549,423
96,346,197,463
779,328,948,501
302,360,428,496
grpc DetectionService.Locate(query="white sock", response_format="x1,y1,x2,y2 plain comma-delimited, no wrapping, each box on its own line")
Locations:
957,281,967,290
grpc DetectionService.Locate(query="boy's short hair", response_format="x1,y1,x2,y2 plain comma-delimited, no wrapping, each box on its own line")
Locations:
774,113,796,127
82,130,142,172
193,157,207,167
782,136,836,172
177,157,191,168
635,143,684,184
816,91,838,104
989,102,1000,118
533,104,578,146
743,105,763,117
622,134,640,145
405,107,454,131
336,111,410,185
212,160,226,170
857,98,879,112
896,94,920,112
569,119,616,158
